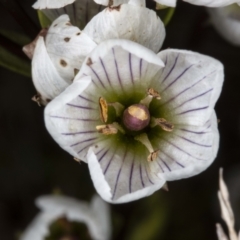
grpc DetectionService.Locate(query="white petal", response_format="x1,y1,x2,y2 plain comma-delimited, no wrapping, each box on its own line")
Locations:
157,49,224,126
32,36,69,104
207,6,240,46
88,147,166,203
89,196,111,240
46,15,97,83
44,76,100,162
36,195,89,215
42,0,104,29
184,0,240,7
154,0,176,7
83,4,165,53
149,112,219,181
33,0,75,9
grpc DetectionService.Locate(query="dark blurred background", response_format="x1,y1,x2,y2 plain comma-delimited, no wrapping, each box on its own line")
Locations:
0,1,240,239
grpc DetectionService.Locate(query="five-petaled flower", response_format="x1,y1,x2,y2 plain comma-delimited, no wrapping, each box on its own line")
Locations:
20,195,111,240
44,39,223,203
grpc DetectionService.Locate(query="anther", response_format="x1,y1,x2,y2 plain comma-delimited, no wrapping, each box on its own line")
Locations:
151,118,174,132
99,97,108,123
140,88,161,107
96,124,118,135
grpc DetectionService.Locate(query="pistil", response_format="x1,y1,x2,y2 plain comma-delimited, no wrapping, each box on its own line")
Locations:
122,104,150,131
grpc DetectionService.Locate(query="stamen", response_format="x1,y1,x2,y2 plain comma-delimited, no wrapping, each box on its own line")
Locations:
96,124,118,135
147,88,161,100
147,150,159,162
99,97,108,123
134,133,159,162
140,88,161,107
108,102,125,116
151,118,174,132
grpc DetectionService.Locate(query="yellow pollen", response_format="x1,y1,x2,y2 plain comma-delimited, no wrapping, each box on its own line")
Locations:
128,106,148,121
99,97,108,123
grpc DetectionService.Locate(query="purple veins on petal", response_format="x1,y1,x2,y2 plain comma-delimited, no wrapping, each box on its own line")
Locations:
139,164,145,187
179,128,210,135
112,147,128,200
89,65,106,88
66,103,96,110
61,130,96,136
161,159,171,172
104,151,116,175
139,58,143,78
174,134,212,148
70,137,98,147
144,163,154,185
176,106,209,115
159,148,185,169
129,157,135,193
78,95,97,104
98,149,110,163
161,138,207,161
100,57,111,86
112,48,123,89
161,54,179,83
173,88,213,111
129,53,134,83
50,115,98,122
160,71,215,107
161,64,194,93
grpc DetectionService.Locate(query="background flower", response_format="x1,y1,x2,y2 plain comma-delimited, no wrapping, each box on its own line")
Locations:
207,4,240,46
20,195,111,240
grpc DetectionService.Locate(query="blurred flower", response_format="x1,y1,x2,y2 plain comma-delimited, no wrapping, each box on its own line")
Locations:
154,0,240,8
25,0,165,105
44,39,223,203
216,169,240,240
20,195,111,240
33,0,103,29
208,4,240,46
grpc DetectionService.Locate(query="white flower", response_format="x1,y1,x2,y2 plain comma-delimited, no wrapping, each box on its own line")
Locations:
207,4,240,46
154,0,240,8
29,1,165,105
44,39,223,203
20,195,111,240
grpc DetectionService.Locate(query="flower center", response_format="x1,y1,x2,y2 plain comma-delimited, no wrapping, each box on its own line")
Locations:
96,87,174,162
122,104,150,131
